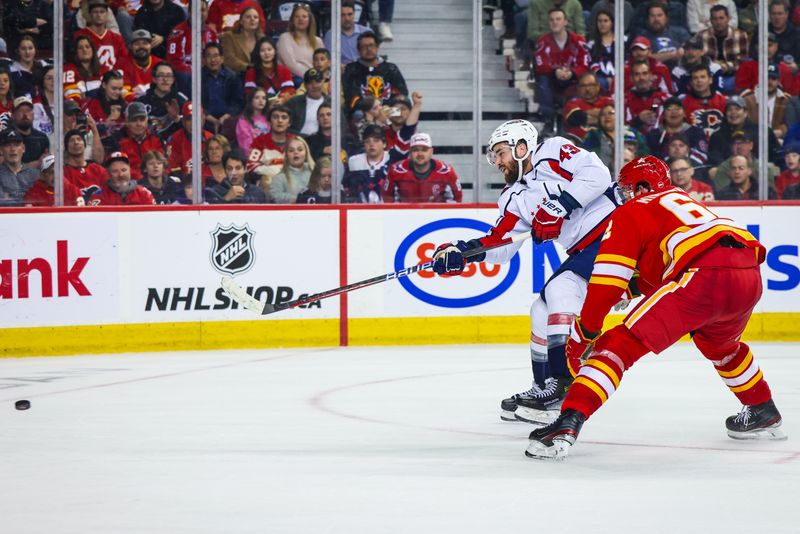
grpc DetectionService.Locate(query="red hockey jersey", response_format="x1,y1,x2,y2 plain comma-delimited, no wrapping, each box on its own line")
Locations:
114,133,165,181
23,180,83,206
63,63,108,103
244,65,296,98
73,28,129,71
622,57,675,95
115,55,164,101
683,91,728,138
166,21,219,74
624,88,669,134
382,159,463,203
207,0,266,33
534,32,589,77
247,132,294,175
64,162,108,190
563,96,614,140
167,128,213,176
88,183,156,206
580,188,764,333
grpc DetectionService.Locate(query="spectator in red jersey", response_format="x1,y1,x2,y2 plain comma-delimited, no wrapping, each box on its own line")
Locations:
286,68,329,136
646,96,709,162
303,102,332,162
207,0,266,34
74,0,129,71
24,155,84,207
63,128,108,192
384,92,422,164
236,88,270,153
248,104,294,184
244,37,296,103
166,101,212,178
132,0,186,59
623,36,674,95
682,63,727,138
105,101,165,180
136,62,187,141
562,71,614,141
533,8,589,126
0,68,14,117
116,29,164,102
624,60,669,135
777,145,800,198
64,35,108,104
138,150,188,204
220,6,264,74
201,134,230,186
715,154,777,201
204,148,267,204
736,32,797,97
672,36,725,97
696,4,749,94
668,155,714,202
201,43,245,134
84,70,126,142
88,151,156,205
296,155,333,204
383,133,463,203
270,137,315,203
166,0,219,96
276,3,325,80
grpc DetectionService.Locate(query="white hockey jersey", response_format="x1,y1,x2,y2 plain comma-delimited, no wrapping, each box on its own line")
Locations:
482,136,617,265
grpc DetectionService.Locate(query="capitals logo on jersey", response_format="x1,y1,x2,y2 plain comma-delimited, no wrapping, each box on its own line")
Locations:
361,76,391,102
210,224,256,276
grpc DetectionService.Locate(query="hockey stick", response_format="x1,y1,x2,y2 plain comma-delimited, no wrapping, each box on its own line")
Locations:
221,232,532,315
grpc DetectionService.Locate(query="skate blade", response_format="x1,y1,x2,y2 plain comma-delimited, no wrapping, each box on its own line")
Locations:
514,405,560,426
501,408,518,422
727,422,788,441
524,438,572,461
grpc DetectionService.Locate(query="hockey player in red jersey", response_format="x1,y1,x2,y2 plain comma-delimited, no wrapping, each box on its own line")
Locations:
526,156,786,461
382,133,462,203
88,152,155,206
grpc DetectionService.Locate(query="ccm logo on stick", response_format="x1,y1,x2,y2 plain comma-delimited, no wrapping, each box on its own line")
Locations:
394,218,520,308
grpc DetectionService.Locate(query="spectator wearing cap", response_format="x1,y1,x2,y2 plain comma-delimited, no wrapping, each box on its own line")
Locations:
133,0,187,59
166,102,213,178
139,150,188,204
736,33,798,97
343,31,408,111
687,0,738,34
623,36,674,95
270,137,315,203
296,49,332,97
84,70,126,144
672,36,725,96
244,38,296,103
136,62,187,141
286,69,330,136
201,43,245,135
2,0,53,53
384,91,423,164
63,35,109,104
276,3,325,81
74,0,129,71
204,149,267,204
302,101,332,162
206,0,266,34
343,124,391,203
12,95,49,167
383,133,463,203
63,128,108,191
682,64,728,139
63,99,105,163
646,96,708,162
741,65,791,140
707,95,781,167
710,130,779,192
248,104,295,185
769,0,800,61
324,1,369,66
715,155,777,201
23,155,84,207
527,0,585,45
563,72,614,141
634,1,690,69
668,156,714,202
106,101,164,181
166,0,219,96
89,151,156,205
0,129,38,205
624,60,669,136
114,29,165,102
697,4,749,93
777,145,800,198
533,8,589,127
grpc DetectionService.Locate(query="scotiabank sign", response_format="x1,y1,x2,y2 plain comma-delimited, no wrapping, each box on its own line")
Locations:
1,240,90,299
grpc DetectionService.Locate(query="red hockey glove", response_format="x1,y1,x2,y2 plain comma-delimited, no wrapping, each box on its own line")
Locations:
532,197,569,242
566,316,601,377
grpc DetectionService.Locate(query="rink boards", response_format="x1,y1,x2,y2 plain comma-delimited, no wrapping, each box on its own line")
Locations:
1,204,798,356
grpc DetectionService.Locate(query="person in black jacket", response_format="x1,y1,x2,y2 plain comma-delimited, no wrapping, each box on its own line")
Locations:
707,95,780,167
133,0,186,59
2,0,53,52
343,31,408,112
204,149,267,204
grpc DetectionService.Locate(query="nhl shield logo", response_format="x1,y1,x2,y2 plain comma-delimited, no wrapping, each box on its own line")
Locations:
210,224,256,276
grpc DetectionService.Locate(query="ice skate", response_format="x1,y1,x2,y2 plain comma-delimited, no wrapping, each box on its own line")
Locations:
515,376,571,425
726,399,787,441
525,409,586,460
500,384,543,421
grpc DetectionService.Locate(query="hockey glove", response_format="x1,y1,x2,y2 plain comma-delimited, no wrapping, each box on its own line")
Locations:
613,273,643,311
566,316,601,377
432,239,484,276
532,196,572,242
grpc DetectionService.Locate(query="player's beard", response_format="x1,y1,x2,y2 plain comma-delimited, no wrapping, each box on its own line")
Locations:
501,159,520,185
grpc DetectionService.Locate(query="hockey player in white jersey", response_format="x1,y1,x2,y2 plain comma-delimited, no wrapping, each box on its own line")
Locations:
432,119,621,424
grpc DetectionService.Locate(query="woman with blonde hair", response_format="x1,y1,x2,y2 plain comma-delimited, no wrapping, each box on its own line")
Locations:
296,156,333,204
220,6,264,73
276,4,325,79
202,134,231,186
269,136,315,203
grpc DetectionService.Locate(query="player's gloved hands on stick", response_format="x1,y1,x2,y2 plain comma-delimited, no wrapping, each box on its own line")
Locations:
432,239,485,276
566,316,600,376
532,195,576,242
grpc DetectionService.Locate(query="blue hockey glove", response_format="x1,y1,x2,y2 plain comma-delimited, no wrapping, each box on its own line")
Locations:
432,239,484,276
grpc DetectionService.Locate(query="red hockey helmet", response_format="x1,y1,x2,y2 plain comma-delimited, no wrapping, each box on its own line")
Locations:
617,156,672,201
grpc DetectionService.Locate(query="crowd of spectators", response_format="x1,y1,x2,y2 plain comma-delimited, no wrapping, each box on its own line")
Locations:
0,0,464,207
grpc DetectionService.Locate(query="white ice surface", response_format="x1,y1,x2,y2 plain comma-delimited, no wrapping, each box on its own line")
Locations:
1,343,798,534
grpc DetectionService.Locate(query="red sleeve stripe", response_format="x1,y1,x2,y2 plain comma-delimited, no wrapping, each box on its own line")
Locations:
547,159,573,181
547,313,574,326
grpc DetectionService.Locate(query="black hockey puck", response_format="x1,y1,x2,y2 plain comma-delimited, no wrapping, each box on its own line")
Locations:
15,400,30,410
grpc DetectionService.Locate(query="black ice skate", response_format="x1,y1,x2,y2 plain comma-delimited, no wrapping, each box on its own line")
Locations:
514,376,572,425
525,409,586,460
500,384,545,421
726,399,787,441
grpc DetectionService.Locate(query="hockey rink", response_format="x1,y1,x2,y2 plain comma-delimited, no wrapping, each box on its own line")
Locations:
1,342,797,533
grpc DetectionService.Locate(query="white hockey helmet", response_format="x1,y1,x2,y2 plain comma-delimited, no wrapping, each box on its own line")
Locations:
486,119,539,166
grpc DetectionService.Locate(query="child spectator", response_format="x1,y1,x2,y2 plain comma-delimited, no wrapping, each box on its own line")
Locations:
244,37,295,103
270,136,315,203
668,155,714,202
64,35,108,103
384,92,422,164
343,124,390,203
383,133,462,203
132,0,187,59
296,155,333,204
296,49,332,96
88,151,156,205
139,150,188,204
200,43,244,134
276,3,325,80
236,88,270,153
204,149,266,204
74,0,129,71
696,4,749,94
776,145,800,198
220,6,264,74
24,155,84,207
